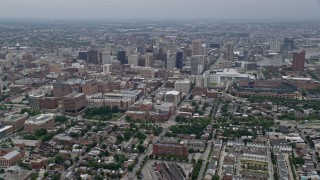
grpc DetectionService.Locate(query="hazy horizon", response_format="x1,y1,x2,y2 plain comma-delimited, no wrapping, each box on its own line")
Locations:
0,0,319,20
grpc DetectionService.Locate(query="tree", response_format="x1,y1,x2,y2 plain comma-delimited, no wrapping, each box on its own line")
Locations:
212,175,220,180
35,128,47,137
112,106,119,113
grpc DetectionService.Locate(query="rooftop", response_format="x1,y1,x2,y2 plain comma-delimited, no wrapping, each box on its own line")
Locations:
1,150,20,160
25,114,54,125
165,90,180,96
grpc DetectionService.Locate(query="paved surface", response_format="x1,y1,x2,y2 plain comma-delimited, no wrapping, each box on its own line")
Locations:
217,145,226,177
197,140,214,180
266,140,274,180
285,153,295,180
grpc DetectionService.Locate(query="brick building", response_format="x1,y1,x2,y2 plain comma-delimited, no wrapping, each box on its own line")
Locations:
53,83,73,99
81,80,98,95
24,114,55,133
2,114,28,131
63,93,86,116
0,150,23,167
40,97,59,109
152,142,188,157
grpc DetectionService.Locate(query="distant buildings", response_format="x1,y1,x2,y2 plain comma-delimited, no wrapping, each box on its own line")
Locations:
24,114,55,133
292,51,305,72
176,51,183,69
117,50,127,64
225,42,234,61
192,39,202,56
145,53,154,67
166,54,176,70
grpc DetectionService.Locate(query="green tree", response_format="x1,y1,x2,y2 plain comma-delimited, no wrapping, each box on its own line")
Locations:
35,128,47,137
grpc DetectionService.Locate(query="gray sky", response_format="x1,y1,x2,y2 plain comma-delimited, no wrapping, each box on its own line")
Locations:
0,0,319,19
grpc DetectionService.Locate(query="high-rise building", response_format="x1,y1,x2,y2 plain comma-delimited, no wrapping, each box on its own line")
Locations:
117,50,127,64
270,39,281,52
166,54,176,70
78,51,88,60
145,53,154,67
176,51,183,69
128,54,139,66
191,56,199,75
284,38,294,51
225,42,234,61
102,51,112,64
192,40,202,56
292,51,305,72
87,49,99,64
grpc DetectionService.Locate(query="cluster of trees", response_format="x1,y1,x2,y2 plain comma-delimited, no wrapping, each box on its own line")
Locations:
83,106,120,120
54,116,68,123
166,118,210,139
20,108,42,116
192,159,203,180
23,128,57,142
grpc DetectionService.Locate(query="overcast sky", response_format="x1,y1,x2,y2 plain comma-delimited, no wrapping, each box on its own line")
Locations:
0,0,319,20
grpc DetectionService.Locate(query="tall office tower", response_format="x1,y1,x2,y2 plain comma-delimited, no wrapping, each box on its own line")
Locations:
176,51,183,69
102,64,112,75
128,54,139,66
117,50,127,64
225,42,234,61
191,56,199,75
102,51,112,64
270,39,281,52
87,49,99,64
166,53,176,70
292,51,305,72
284,38,294,51
192,40,202,55
145,53,154,67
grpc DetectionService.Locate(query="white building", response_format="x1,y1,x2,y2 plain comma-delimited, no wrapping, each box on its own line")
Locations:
175,79,191,93
145,53,154,67
102,64,112,75
128,54,139,66
166,54,176,70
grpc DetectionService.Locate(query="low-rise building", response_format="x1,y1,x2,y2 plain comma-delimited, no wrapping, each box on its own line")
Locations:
1,113,28,131
0,150,23,167
24,114,55,133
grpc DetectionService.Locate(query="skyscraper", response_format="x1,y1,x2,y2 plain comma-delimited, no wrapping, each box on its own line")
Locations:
102,51,112,64
192,40,202,56
225,42,234,61
78,51,88,61
128,53,139,66
191,56,199,75
176,51,183,69
284,38,294,51
166,54,176,70
292,51,305,72
145,53,154,67
117,50,127,64
270,39,281,52
87,49,99,64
